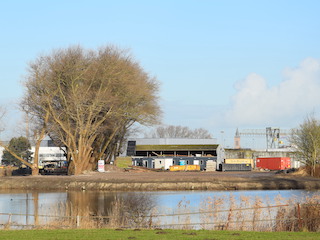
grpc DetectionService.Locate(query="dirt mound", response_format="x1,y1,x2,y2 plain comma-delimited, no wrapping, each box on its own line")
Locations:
291,167,309,176
104,164,124,172
291,166,320,178
104,165,154,173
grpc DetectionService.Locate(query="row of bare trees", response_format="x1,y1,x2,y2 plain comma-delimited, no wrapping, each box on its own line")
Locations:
145,125,212,139
19,45,161,175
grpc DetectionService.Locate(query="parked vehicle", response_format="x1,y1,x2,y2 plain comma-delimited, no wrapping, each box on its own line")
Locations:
43,164,56,174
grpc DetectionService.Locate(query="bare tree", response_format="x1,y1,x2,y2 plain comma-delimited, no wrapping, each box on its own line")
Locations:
145,125,212,139
290,114,320,176
0,106,6,128
22,46,161,175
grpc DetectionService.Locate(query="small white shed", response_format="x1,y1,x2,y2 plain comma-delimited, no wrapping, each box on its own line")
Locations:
154,158,173,170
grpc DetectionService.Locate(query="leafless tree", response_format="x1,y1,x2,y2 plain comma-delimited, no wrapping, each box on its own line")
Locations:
0,106,6,127
290,114,320,176
22,46,161,175
145,125,212,139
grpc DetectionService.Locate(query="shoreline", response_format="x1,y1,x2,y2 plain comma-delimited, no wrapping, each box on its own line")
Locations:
0,171,319,191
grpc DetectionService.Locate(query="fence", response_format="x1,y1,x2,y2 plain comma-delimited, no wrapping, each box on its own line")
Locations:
1,202,319,231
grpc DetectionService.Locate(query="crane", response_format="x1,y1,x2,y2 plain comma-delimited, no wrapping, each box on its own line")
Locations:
239,127,290,149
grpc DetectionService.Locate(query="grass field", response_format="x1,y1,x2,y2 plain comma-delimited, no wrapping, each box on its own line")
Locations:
0,229,319,240
115,157,132,168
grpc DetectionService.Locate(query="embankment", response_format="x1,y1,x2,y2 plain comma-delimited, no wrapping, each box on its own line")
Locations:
0,171,319,191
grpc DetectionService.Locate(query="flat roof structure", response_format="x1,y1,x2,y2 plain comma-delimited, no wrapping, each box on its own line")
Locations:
126,138,219,157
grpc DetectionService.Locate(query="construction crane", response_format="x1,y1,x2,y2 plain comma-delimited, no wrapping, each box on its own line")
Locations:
239,127,290,149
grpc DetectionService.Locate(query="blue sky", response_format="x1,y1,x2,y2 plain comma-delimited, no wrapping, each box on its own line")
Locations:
1,0,320,147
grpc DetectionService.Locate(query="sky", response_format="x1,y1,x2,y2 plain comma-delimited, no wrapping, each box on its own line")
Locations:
1,0,320,147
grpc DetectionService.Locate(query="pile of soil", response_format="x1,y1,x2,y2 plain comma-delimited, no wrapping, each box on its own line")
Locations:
104,164,124,172
291,167,309,176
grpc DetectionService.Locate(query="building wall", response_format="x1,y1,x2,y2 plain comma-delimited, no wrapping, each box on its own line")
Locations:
31,146,67,167
154,158,173,170
0,147,3,165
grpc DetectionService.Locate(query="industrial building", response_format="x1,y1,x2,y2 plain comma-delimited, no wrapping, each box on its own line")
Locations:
126,127,300,171
127,138,221,171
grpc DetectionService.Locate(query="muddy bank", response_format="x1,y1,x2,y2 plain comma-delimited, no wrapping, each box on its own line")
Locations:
0,171,319,191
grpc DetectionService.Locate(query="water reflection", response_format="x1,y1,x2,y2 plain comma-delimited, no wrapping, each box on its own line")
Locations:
66,191,115,217
0,190,157,229
0,190,318,229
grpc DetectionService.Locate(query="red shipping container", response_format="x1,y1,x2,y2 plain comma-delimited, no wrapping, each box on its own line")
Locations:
256,157,291,170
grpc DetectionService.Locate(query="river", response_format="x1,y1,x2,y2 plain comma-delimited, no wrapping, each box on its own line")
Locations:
0,189,319,230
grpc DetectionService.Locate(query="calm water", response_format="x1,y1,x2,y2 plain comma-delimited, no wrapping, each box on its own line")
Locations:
0,189,319,228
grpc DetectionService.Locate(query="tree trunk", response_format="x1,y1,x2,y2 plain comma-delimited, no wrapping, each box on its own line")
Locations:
31,112,48,176
32,141,42,176
32,165,39,176
68,160,76,175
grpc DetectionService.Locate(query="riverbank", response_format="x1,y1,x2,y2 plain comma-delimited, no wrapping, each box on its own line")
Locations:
0,170,319,191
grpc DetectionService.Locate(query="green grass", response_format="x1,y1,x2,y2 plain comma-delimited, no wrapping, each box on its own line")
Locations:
0,229,319,240
115,157,132,168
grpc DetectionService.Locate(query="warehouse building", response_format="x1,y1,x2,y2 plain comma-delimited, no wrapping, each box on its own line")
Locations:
126,138,219,157
127,138,221,171
126,136,299,171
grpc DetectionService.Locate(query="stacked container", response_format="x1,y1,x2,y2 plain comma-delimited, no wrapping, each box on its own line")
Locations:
224,158,254,167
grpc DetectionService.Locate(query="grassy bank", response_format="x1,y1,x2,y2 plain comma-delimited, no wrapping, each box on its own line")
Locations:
0,229,319,240
115,157,132,169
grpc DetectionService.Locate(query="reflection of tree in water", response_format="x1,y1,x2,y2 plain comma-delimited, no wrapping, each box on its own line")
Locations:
64,191,156,228
66,191,114,216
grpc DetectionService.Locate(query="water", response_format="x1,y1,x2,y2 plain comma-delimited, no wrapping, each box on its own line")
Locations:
0,189,318,229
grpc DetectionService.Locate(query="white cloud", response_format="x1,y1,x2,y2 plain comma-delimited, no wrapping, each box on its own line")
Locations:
223,58,320,127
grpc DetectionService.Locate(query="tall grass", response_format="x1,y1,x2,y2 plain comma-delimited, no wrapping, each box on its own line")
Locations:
197,195,274,231
274,195,320,232
157,194,320,232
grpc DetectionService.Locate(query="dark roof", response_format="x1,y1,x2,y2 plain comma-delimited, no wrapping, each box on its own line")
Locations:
136,144,219,151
